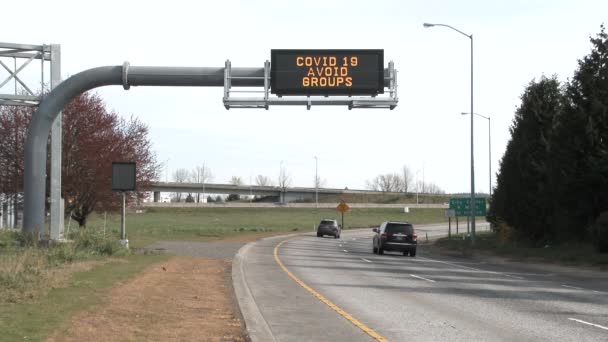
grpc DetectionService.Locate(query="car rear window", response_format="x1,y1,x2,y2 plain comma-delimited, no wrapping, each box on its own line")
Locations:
320,220,335,225
386,223,413,234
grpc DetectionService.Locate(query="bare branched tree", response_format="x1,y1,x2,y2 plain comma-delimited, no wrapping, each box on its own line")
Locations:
229,176,243,186
401,165,413,193
191,164,213,203
425,182,446,194
366,173,403,192
314,174,326,189
278,166,292,190
278,165,292,202
172,168,189,202
255,175,273,187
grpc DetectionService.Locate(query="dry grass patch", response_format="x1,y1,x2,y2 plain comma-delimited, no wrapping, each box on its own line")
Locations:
0,248,104,303
48,257,246,342
0,229,128,304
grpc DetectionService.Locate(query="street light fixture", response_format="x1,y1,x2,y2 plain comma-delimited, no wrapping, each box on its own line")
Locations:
424,22,477,243
462,112,491,199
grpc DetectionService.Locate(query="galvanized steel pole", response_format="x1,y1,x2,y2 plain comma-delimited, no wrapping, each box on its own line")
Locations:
423,22,475,243
121,191,126,240
23,65,275,235
470,35,476,244
49,44,64,240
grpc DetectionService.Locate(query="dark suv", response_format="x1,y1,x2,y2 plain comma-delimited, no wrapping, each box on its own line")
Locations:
372,221,417,256
317,219,341,239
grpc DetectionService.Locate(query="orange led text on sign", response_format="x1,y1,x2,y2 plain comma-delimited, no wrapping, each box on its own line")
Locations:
295,56,359,88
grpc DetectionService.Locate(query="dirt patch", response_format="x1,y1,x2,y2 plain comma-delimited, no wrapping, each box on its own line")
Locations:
47,257,246,342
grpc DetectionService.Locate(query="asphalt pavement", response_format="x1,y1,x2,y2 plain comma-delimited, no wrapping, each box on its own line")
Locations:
234,224,608,341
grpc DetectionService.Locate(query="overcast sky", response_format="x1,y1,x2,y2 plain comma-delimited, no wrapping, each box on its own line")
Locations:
2,0,607,193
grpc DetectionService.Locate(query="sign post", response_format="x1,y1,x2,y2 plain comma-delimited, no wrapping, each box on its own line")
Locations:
445,209,455,240
336,200,350,229
121,191,126,242
112,162,136,249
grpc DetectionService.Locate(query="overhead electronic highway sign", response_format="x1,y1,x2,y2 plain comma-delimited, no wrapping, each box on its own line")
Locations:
271,49,384,96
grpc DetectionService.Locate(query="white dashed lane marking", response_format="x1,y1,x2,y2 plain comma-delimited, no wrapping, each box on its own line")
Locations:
410,274,436,283
568,318,608,331
561,285,601,293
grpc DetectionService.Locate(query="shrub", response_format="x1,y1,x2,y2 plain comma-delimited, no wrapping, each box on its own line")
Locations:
496,220,515,245
591,212,608,253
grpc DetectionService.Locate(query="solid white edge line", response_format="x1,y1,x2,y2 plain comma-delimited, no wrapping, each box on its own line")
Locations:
568,318,608,331
418,256,525,280
410,274,436,283
562,285,602,293
562,285,585,290
361,258,372,263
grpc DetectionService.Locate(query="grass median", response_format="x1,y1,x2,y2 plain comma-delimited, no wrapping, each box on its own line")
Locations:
84,207,453,248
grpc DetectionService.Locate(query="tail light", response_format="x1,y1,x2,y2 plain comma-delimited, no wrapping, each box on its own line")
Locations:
412,233,418,241
380,233,387,238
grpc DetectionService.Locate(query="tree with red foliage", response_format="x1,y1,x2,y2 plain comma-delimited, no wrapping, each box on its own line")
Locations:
0,92,159,227
0,105,30,225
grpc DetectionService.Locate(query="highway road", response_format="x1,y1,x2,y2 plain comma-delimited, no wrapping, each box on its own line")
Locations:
236,224,608,341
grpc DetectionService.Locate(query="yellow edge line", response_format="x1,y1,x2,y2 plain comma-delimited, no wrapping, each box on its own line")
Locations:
274,239,389,342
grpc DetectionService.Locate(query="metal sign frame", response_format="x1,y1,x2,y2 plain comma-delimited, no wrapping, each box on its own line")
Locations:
223,59,398,110
0,43,52,106
270,49,384,96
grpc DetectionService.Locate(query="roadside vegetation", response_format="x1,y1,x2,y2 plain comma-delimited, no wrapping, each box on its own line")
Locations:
0,229,129,304
489,26,608,254
0,229,168,340
433,231,608,268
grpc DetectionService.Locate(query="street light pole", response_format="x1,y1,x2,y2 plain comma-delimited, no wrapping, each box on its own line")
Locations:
461,112,491,199
424,22,476,243
488,117,491,199
280,160,284,204
415,170,420,205
314,156,318,208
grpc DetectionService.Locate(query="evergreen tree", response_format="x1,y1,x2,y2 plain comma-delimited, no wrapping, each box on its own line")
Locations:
550,25,608,240
490,76,562,242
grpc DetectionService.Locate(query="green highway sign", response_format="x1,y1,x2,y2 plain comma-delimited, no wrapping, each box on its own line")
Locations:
449,197,487,216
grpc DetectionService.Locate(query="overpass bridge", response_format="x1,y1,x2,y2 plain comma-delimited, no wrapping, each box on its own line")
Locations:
149,182,412,203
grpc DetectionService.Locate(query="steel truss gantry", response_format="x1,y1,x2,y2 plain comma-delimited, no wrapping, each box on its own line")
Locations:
0,42,63,239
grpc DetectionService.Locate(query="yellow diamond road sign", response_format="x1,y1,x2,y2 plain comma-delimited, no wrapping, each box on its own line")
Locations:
337,200,350,213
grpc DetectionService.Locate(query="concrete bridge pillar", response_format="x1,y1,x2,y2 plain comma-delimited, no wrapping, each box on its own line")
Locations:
153,191,160,203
